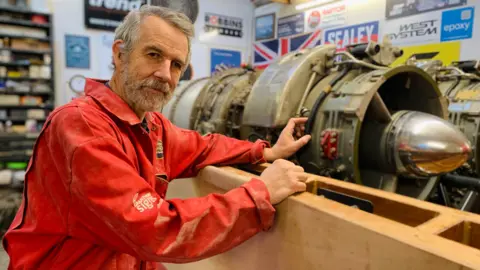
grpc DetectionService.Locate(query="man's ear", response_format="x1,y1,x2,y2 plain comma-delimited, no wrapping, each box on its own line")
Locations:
112,40,126,68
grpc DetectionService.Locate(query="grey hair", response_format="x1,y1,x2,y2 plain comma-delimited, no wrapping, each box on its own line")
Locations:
114,5,194,71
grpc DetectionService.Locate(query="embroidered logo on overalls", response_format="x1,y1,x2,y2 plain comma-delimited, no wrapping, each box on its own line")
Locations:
133,192,157,213
156,140,164,158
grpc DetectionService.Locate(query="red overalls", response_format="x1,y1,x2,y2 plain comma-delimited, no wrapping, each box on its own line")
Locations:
2,79,275,269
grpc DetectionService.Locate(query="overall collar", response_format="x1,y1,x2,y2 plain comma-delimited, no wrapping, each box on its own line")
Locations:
83,78,154,126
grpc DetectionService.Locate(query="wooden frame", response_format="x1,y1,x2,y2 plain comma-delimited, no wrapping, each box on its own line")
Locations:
165,164,480,270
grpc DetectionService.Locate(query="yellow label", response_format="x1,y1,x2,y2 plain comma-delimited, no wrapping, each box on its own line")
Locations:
391,41,461,67
455,89,480,101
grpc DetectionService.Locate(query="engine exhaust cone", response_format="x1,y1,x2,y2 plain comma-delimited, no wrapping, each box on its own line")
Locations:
360,111,472,178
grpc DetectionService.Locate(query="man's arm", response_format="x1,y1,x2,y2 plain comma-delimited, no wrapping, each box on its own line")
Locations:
163,116,311,179
163,119,270,179
68,136,275,263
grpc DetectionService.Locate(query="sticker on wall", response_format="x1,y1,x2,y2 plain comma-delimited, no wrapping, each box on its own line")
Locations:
441,6,475,42
383,14,440,46
65,34,90,69
324,21,379,52
204,13,243,38
278,13,305,38
210,49,241,74
84,0,145,31
255,13,276,41
391,41,461,67
385,0,467,20
304,2,346,33
253,30,322,70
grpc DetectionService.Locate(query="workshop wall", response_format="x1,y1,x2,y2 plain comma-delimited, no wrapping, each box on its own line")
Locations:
253,0,480,69
28,0,254,106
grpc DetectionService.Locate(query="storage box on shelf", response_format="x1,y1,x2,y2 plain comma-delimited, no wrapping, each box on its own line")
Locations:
0,5,53,186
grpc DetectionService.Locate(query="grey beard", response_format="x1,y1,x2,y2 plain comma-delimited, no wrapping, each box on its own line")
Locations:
120,65,173,114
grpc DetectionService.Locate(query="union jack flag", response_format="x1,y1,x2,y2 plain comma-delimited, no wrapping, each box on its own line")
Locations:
253,30,322,69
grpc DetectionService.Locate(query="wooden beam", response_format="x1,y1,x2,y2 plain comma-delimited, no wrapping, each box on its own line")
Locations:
417,214,464,234
164,165,480,270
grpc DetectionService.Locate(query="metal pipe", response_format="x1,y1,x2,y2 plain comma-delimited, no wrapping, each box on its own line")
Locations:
459,190,479,213
295,72,317,116
305,65,351,135
436,66,480,80
441,174,480,192
438,183,451,208
334,51,389,70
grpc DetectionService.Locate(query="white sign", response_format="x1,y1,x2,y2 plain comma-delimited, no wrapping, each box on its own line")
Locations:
383,14,441,46
99,33,114,79
304,2,346,33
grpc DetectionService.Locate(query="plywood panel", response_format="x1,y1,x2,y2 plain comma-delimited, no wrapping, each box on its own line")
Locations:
163,166,480,270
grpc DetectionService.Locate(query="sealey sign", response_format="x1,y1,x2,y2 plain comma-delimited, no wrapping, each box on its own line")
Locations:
324,21,379,52
384,17,440,45
85,0,145,31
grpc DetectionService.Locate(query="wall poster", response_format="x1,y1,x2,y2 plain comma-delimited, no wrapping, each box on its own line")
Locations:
304,1,346,33
210,48,241,74
391,41,461,67
255,13,276,41
277,13,304,38
385,0,467,20
324,21,379,52
65,34,90,69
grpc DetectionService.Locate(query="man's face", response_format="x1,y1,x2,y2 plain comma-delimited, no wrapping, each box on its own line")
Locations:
118,16,188,113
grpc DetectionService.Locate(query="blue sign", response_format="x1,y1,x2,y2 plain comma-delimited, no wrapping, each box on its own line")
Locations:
210,49,241,74
324,21,379,52
278,13,304,38
441,7,475,42
256,13,275,41
65,35,90,69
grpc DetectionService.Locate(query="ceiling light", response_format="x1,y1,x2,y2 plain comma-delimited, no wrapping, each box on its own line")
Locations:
295,0,337,10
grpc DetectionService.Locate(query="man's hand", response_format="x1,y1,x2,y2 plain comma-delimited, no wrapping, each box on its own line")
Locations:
263,118,312,161
259,159,308,204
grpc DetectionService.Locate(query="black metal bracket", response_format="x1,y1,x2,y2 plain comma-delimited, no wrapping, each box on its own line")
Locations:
317,188,374,213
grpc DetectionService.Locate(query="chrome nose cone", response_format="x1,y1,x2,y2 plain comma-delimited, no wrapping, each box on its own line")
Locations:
389,111,472,177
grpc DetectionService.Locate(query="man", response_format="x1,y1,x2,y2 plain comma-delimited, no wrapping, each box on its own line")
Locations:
3,5,311,269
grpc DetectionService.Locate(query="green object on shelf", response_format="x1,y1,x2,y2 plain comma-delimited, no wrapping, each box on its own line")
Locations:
6,162,27,170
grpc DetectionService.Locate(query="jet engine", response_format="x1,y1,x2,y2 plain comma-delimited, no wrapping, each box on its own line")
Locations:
162,40,471,202
163,67,257,138
410,59,480,211
430,60,480,176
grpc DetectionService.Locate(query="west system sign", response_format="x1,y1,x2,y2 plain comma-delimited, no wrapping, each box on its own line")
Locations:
324,21,379,51
85,0,144,31
384,17,440,46
204,13,243,38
